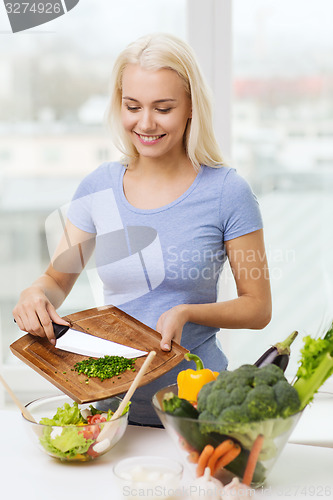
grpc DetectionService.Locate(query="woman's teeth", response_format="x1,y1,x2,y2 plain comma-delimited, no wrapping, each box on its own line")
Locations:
139,134,163,142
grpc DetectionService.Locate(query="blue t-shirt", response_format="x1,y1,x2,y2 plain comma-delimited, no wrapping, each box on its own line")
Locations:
67,162,263,424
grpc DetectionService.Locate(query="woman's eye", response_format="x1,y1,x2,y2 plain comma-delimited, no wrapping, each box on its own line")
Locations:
124,105,172,113
126,105,140,112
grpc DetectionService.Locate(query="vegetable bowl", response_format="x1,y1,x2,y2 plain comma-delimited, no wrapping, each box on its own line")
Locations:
152,384,302,488
22,394,129,462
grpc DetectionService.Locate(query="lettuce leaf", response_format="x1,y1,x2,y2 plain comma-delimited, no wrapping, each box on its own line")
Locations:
39,402,85,426
39,427,93,459
38,400,130,459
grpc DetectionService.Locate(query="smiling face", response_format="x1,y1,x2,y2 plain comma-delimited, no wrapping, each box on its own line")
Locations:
121,64,192,162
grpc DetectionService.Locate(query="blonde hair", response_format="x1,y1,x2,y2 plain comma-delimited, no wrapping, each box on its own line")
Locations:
107,33,224,170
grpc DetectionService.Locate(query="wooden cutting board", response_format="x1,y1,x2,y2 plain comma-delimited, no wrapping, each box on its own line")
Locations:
10,306,188,403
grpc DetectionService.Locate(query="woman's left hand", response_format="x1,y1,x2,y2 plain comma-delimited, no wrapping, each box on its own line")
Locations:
156,305,188,351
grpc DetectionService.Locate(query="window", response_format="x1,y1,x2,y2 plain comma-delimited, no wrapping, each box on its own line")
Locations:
0,0,187,402
186,0,333,384
224,0,333,381
2,0,332,405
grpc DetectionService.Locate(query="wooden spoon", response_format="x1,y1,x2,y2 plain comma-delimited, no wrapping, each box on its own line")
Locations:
0,372,36,423
94,350,156,449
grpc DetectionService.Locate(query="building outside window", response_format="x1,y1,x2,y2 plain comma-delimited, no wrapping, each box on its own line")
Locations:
1,0,332,404
225,0,333,378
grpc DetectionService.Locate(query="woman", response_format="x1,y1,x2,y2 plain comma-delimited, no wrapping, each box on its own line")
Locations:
13,33,271,426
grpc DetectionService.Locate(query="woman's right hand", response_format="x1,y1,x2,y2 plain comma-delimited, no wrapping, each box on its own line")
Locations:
12,286,69,345
13,219,94,345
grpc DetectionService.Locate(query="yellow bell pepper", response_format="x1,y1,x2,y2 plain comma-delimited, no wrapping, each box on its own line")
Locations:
177,353,219,402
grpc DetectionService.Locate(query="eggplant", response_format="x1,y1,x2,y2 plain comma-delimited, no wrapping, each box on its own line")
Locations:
254,330,298,372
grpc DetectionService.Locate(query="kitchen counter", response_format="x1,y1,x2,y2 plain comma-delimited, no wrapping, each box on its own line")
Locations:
289,391,333,447
1,408,332,500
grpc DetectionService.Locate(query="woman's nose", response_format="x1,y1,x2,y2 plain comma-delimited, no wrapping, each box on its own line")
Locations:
139,109,155,131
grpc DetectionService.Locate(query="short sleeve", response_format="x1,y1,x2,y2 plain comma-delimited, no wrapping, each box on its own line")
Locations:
220,169,263,241
66,172,96,234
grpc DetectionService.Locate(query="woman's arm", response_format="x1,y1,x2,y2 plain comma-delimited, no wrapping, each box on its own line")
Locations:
157,229,272,350
13,220,96,344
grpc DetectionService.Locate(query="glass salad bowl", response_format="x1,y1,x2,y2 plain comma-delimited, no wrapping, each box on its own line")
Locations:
152,385,302,488
22,394,129,462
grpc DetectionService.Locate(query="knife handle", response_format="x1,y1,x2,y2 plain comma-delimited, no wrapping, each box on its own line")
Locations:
14,318,69,340
52,322,70,340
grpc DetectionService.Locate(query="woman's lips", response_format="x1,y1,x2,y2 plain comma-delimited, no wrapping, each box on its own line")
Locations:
135,132,166,145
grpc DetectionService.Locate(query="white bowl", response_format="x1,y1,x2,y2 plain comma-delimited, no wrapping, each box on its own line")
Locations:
113,455,183,499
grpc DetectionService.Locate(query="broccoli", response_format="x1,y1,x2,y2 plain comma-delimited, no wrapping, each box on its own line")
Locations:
198,363,299,424
253,363,285,387
245,385,278,420
196,380,215,411
274,380,301,417
197,363,301,460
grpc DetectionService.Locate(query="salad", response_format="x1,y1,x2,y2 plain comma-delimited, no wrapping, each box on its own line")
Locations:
38,401,130,461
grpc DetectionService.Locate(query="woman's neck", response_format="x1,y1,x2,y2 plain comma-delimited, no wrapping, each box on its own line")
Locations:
128,152,195,180
123,153,198,210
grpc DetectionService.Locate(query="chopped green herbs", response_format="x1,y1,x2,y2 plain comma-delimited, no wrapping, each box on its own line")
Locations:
74,355,136,381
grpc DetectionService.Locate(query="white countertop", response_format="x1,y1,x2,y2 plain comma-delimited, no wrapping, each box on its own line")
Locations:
289,391,333,447
1,405,332,500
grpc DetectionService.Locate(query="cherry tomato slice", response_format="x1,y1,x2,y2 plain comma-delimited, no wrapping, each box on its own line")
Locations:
78,425,99,440
87,442,100,458
90,414,107,424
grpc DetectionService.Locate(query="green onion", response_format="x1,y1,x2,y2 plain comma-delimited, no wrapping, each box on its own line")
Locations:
73,355,136,381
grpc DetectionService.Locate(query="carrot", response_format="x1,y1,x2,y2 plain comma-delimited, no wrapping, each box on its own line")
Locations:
187,450,200,463
242,434,264,486
196,444,214,477
207,439,235,473
214,444,241,474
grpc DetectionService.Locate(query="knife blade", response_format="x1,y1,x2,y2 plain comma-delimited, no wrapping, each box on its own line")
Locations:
52,322,148,359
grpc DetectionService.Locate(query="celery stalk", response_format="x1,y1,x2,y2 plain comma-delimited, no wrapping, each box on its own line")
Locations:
293,352,333,410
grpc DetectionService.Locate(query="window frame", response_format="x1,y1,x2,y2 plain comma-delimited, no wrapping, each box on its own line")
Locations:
2,0,226,402
187,0,232,160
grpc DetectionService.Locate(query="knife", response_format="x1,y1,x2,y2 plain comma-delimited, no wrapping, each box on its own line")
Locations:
52,322,148,359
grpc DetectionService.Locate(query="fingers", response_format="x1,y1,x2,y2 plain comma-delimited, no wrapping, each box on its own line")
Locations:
13,299,68,345
46,304,70,345
14,311,45,338
13,314,27,333
160,335,172,352
156,317,174,352
48,309,69,326
36,307,56,344
47,304,70,327
14,312,55,344
156,317,171,351
156,308,185,351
